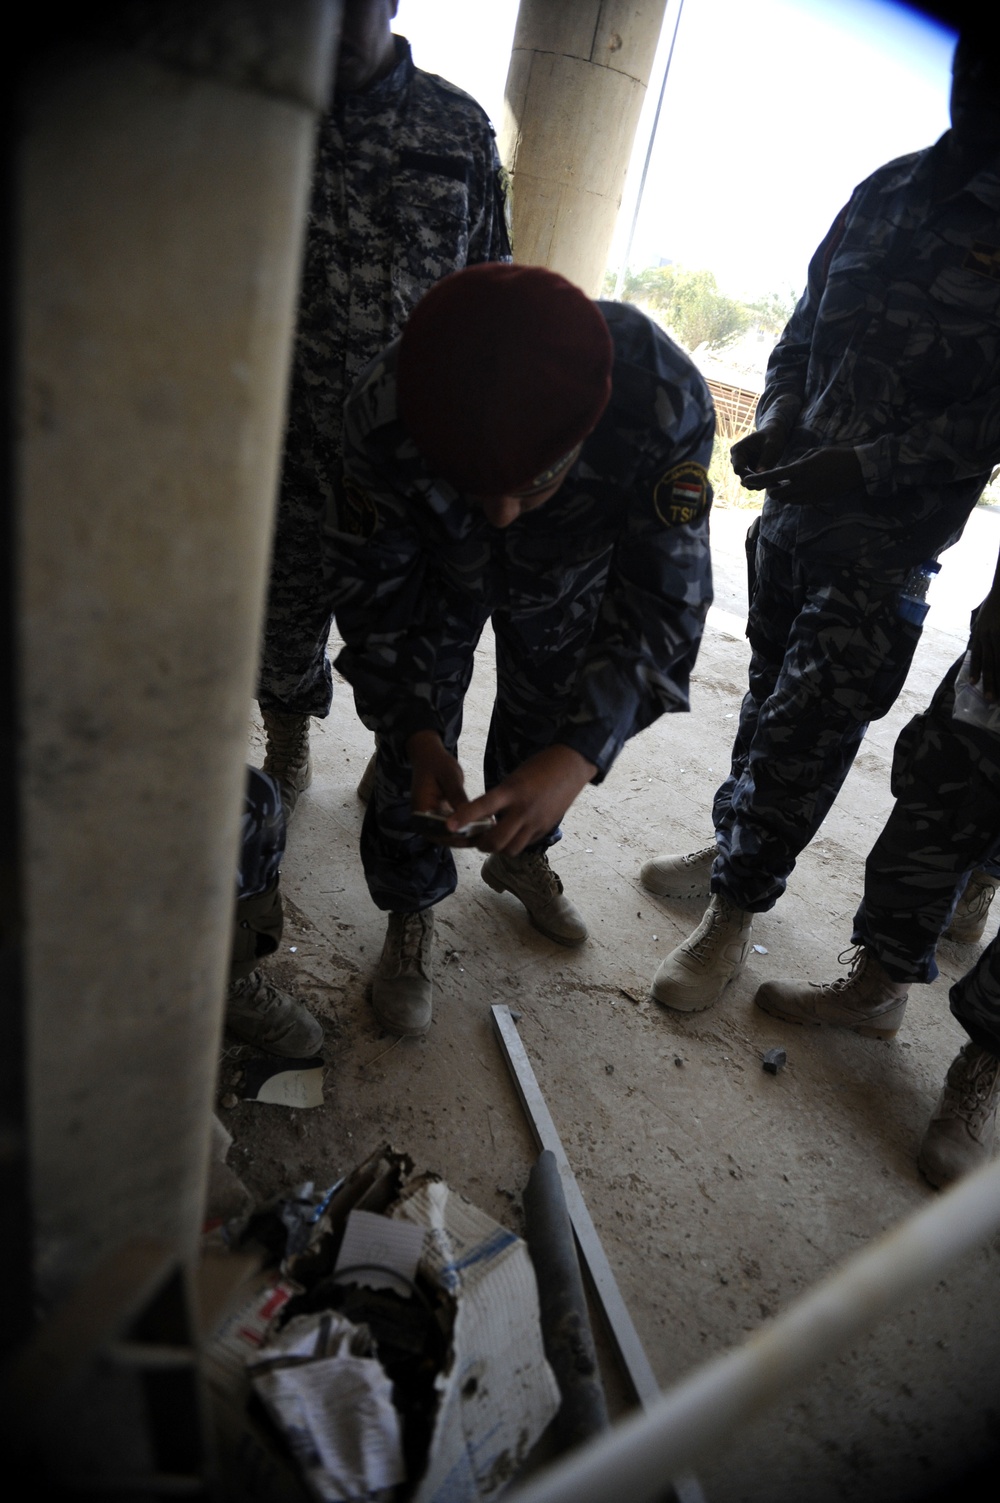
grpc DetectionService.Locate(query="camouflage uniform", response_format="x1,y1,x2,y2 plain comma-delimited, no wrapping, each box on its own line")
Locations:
231,767,286,984
712,140,1000,914
258,37,511,718
851,650,1000,1056
325,303,715,912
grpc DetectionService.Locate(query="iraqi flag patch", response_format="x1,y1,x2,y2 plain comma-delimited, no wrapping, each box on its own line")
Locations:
653,462,710,527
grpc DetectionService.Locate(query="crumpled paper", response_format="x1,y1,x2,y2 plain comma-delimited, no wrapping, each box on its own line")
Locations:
249,1311,404,1502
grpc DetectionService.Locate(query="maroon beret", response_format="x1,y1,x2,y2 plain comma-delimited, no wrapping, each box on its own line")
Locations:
397,263,614,495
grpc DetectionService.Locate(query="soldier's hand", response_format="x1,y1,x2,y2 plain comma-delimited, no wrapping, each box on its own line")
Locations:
740,447,863,502
407,730,468,840
970,589,1000,702
730,422,788,478
448,745,597,855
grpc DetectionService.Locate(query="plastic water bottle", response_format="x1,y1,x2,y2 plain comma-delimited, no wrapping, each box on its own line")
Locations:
953,651,1000,736
897,560,941,625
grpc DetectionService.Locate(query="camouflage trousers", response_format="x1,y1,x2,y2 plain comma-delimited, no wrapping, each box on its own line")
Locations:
230,768,286,983
230,879,283,986
257,469,335,718
852,652,1000,1057
361,557,610,913
712,531,924,913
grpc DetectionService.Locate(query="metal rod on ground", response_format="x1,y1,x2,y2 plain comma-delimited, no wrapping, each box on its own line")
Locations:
492,1005,658,1403
505,1154,1000,1503
523,1149,610,1450
492,1006,705,1503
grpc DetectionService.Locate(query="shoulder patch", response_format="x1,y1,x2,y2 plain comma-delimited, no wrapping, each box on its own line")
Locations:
653,462,710,527
965,241,1000,283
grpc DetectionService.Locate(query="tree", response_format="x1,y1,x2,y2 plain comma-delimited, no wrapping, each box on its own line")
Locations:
746,288,800,339
607,263,752,353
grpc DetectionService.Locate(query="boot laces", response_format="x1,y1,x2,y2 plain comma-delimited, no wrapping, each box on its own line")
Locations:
265,714,308,761
517,851,564,897
962,873,996,921
231,971,293,1019
396,911,432,973
828,945,868,994
945,1043,1000,1128
688,898,738,962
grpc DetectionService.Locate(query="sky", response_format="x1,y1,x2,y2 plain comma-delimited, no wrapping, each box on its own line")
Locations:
393,0,957,302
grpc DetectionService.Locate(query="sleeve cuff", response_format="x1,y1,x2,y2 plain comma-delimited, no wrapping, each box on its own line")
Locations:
855,437,895,497
387,701,444,746
755,391,801,433
552,723,623,784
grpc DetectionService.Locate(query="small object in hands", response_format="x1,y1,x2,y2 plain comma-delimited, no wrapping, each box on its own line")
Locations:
458,816,497,836
410,810,452,837
411,809,496,838
762,1047,787,1075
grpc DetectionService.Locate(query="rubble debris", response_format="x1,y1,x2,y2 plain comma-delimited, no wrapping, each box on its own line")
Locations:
335,1208,426,1292
249,1311,405,1501
762,1047,787,1075
279,1180,345,1259
241,1054,324,1108
207,1144,557,1503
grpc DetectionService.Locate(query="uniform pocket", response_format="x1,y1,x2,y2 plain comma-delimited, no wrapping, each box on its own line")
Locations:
392,168,472,304
901,263,1000,403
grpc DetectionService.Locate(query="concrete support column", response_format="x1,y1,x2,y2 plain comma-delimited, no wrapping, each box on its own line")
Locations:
18,1,338,1301
501,0,669,295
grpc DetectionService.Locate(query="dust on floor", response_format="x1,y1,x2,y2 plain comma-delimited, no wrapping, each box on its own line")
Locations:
226,504,1000,1503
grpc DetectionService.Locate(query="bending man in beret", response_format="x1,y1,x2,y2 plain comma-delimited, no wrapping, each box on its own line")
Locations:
325,264,715,1034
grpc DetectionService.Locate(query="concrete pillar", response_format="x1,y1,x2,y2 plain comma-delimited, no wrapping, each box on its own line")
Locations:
18,1,338,1302
501,0,669,296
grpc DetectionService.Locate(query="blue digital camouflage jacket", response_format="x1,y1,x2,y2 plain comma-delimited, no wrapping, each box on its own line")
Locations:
283,36,511,494
758,135,1000,571
325,302,715,780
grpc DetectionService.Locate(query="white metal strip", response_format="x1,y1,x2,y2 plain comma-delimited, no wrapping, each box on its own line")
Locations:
492,1004,660,1403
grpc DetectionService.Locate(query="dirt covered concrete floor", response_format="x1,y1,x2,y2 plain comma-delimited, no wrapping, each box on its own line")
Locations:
226,503,1000,1503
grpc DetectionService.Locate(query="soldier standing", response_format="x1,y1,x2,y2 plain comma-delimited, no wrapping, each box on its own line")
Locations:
326,265,715,1036
259,0,511,815
643,31,1000,1014
753,570,1000,1188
